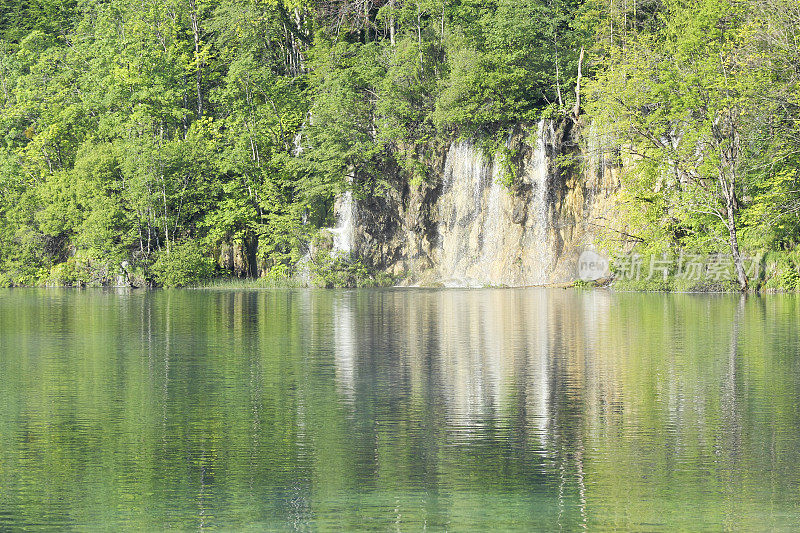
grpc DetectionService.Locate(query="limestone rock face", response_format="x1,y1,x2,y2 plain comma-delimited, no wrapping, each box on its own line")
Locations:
336,119,622,287
217,241,255,278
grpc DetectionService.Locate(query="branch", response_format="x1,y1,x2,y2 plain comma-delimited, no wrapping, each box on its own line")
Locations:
589,218,646,243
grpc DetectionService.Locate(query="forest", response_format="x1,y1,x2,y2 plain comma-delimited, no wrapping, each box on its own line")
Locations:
0,0,799,288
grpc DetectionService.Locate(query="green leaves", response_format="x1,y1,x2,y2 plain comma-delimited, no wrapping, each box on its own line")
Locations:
1,0,795,287
434,0,587,134
150,239,215,287
587,0,800,289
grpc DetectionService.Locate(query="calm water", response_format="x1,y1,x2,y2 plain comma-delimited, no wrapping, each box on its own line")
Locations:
1,289,800,531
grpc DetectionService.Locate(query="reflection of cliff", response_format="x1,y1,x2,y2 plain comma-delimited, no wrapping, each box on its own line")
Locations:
308,289,617,529
332,292,357,403
319,290,606,483
384,289,612,450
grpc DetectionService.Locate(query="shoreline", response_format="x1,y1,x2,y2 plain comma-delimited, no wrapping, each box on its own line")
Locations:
1,279,795,294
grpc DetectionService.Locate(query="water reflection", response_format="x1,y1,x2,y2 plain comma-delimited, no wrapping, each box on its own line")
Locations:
1,289,799,530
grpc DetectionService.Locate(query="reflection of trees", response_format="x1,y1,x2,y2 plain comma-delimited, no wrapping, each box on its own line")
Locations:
2,290,800,529
719,295,745,530
313,289,800,530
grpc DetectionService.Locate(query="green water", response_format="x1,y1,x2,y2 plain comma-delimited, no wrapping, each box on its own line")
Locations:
1,289,799,531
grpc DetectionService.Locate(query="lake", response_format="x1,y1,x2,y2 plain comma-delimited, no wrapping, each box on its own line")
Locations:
1,288,799,530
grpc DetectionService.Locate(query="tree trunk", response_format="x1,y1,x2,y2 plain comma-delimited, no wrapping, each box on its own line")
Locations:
573,46,584,120
555,45,563,108
724,184,748,291
417,10,423,62
389,0,396,46
190,2,203,118
363,0,370,43
714,114,747,291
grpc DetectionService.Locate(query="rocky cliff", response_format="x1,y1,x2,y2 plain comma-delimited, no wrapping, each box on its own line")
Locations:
337,119,621,287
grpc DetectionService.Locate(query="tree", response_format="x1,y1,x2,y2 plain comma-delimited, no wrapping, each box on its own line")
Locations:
587,0,785,290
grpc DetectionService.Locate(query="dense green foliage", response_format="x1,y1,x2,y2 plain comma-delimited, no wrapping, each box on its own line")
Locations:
0,0,587,286
1,0,798,289
151,240,215,287
587,0,800,290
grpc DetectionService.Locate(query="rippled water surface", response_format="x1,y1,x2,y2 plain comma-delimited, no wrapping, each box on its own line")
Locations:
1,288,800,530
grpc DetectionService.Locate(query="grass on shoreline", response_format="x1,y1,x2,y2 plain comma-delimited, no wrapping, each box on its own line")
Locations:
192,276,306,289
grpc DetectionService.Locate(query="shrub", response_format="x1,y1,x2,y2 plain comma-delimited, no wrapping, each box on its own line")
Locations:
47,260,78,287
150,240,215,288
309,250,394,288
764,251,800,292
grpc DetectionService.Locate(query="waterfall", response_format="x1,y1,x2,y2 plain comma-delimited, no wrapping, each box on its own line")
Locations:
293,132,304,156
436,141,493,286
524,120,555,283
311,119,586,287
293,116,310,156
478,146,509,281
433,120,555,286
331,191,357,255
